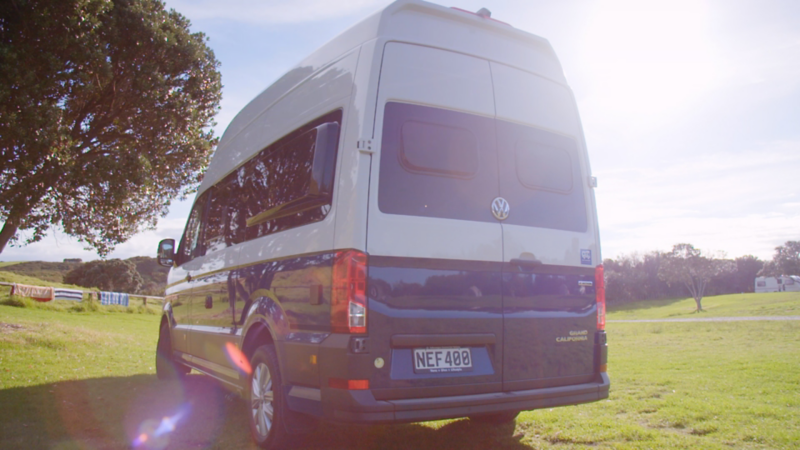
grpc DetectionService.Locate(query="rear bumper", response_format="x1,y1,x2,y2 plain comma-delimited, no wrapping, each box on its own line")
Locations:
325,373,610,423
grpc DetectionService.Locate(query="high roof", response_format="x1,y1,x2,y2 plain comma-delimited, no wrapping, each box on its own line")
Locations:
206,0,565,192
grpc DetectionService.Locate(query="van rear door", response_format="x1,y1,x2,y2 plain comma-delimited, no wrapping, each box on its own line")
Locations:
366,43,505,399
491,62,599,390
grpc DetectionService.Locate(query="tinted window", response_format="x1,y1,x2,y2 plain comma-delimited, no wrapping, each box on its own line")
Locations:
379,102,499,222
218,109,342,247
239,129,316,226
204,182,233,253
515,142,573,193
757,281,766,287
496,121,587,232
379,102,587,232
400,121,478,178
178,194,207,263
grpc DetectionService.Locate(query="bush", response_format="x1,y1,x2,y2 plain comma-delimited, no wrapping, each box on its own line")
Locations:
64,259,143,293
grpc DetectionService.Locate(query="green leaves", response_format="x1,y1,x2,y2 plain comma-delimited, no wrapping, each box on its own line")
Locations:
0,0,221,256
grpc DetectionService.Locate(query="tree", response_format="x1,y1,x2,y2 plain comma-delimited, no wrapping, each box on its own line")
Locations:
64,259,143,293
658,244,734,312
0,0,221,255
759,241,800,277
733,255,763,293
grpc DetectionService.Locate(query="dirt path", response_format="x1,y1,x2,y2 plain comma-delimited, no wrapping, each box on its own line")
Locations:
609,316,800,323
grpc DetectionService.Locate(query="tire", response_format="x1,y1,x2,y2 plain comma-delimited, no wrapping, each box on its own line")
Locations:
155,321,190,380
248,344,288,449
469,411,520,424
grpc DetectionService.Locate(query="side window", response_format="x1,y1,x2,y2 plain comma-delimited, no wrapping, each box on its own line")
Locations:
199,109,344,247
756,281,766,287
233,109,342,242
177,194,207,264
204,183,232,254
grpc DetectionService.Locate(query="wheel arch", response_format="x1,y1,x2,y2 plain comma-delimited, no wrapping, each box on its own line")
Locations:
242,320,276,360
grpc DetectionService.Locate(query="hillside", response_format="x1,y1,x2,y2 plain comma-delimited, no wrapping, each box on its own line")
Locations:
0,257,168,295
0,261,82,284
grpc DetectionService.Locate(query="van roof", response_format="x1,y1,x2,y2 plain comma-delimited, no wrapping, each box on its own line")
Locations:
202,0,566,195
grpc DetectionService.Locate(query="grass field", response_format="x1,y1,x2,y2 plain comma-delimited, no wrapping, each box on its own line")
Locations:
608,291,800,320
1,293,798,449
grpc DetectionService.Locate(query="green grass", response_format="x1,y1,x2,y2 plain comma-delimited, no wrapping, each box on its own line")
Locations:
0,270,87,290
1,300,799,449
608,291,800,320
0,261,23,268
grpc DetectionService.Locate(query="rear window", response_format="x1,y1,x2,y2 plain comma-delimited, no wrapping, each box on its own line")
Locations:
400,121,478,178
379,102,587,232
515,141,573,193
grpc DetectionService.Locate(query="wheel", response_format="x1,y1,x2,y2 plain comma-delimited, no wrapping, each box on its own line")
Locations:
469,411,520,424
155,322,190,380
248,345,288,449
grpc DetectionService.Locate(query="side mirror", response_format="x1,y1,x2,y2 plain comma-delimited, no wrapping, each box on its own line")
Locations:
157,238,176,267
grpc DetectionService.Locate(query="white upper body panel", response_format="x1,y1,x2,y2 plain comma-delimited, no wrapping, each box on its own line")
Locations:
171,0,597,284
198,0,567,196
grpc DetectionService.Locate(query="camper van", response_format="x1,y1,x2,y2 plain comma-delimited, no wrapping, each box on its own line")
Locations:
155,1,609,447
755,276,800,293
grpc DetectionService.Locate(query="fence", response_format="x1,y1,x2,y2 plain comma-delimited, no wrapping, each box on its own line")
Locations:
0,281,165,306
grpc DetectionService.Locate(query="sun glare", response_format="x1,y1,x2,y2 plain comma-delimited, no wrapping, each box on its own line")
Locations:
580,0,720,127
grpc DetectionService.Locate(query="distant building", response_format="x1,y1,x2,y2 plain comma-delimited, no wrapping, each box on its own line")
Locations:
64,258,83,263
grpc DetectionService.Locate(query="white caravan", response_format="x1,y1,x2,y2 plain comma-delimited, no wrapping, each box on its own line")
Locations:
755,276,800,293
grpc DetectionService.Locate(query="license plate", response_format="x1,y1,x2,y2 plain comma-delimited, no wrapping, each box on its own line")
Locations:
413,347,473,374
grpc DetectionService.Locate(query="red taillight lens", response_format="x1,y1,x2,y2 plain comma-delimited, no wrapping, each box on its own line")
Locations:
332,250,367,334
328,378,370,390
595,264,606,330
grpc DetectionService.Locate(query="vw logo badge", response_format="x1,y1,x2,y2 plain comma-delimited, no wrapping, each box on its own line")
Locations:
491,197,509,221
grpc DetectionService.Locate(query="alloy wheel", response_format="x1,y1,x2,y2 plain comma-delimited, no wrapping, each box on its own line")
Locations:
251,362,275,439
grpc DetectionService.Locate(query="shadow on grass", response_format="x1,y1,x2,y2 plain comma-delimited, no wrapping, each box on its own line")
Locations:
608,297,690,315
0,373,529,450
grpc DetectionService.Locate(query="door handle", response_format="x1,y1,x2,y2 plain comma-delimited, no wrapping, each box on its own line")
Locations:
205,295,213,309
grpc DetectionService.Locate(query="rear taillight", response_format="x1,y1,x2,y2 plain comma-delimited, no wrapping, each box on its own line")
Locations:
332,250,367,334
595,264,606,330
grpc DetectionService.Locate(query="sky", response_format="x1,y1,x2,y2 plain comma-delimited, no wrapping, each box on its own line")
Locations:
2,0,799,263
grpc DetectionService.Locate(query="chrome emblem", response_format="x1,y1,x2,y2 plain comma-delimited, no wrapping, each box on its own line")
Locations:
491,197,509,221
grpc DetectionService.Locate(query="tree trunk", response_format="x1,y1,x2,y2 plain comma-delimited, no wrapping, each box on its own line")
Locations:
694,296,703,312
0,202,37,255
0,216,21,255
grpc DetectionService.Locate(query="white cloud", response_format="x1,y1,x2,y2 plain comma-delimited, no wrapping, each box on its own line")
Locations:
166,0,389,24
0,218,188,263
597,140,800,260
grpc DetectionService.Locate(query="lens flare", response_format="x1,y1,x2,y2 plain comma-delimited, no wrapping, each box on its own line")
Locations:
132,404,190,449
225,342,252,375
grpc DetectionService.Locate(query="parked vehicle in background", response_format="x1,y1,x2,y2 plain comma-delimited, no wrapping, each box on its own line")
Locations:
755,276,800,293
154,1,609,448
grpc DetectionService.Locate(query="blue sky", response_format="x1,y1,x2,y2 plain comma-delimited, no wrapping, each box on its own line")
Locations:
3,0,799,262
